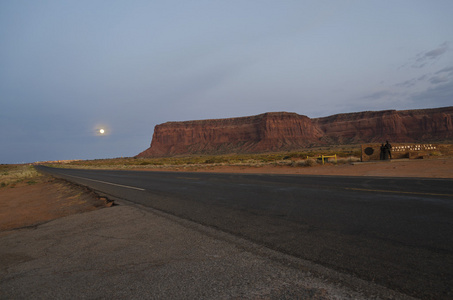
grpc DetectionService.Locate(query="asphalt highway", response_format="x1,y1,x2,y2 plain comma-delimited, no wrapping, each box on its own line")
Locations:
37,166,453,299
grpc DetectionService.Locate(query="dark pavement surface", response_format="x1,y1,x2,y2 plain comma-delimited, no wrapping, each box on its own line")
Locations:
1,200,410,299
36,166,453,299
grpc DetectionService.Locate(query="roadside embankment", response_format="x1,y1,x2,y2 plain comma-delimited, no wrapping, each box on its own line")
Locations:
0,166,110,232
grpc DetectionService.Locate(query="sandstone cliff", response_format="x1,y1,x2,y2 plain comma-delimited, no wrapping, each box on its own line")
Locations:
314,107,453,144
137,106,453,157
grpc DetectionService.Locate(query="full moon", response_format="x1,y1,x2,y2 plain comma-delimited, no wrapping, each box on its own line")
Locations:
99,129,105,134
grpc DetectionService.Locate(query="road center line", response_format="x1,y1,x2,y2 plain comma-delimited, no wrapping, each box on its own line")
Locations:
63,174,146,191
345,187,453,197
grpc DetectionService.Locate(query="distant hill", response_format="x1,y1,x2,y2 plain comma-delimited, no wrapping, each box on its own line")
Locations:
137,106,453,157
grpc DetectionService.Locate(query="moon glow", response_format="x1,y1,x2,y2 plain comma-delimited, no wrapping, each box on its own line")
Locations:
99,129,105,134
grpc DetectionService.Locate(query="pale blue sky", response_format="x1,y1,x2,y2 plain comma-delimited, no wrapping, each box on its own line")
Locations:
1,1,452,163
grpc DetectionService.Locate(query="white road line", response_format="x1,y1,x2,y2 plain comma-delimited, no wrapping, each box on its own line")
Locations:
63,174,146,191
345,187,453,197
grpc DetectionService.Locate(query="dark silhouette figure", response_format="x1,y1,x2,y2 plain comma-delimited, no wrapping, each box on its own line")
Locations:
385,141,392,160
380,144,385,160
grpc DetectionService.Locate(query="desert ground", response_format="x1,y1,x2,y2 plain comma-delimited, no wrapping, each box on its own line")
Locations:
0,170,110,233
138,157,453,178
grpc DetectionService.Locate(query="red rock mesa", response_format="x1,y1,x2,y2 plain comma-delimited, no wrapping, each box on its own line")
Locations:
137,107,453,157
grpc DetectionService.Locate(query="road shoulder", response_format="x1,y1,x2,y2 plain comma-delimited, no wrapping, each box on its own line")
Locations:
0,196,416,299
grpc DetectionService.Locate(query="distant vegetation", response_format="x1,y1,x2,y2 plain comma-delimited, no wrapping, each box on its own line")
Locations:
44,145,362,170
0,164,41,188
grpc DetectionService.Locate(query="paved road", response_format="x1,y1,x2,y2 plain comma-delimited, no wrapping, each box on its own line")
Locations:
37,166,453,299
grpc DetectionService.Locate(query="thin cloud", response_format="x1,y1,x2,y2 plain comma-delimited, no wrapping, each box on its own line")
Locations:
412,42,449,68
404,42,450,69
362,90,396,100
429,75,449,85
395,78,417,88
411,81,453,107
430,65,453,85
422,42,449,59
395,73,430,88
435,66,453,75
395,65,453,89
417,74,428,81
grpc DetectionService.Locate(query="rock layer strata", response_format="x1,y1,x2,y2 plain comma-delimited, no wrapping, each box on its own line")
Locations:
137,106,453,157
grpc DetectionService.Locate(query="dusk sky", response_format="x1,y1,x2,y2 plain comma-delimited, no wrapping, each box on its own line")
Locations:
1,1,452,164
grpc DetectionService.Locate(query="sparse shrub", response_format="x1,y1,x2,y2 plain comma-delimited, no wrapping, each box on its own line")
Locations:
203,156,229,164
336,157,361,164
291,161,306,167
291,159,317,167
305,159,317,167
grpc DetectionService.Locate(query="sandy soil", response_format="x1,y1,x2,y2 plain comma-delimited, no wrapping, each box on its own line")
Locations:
139,157,453,178
0,177,110,232
1,158,451,233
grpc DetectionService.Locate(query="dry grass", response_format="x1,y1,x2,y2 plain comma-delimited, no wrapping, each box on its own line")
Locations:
0,165,41,188
44,146,362,170
337,156,361,164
